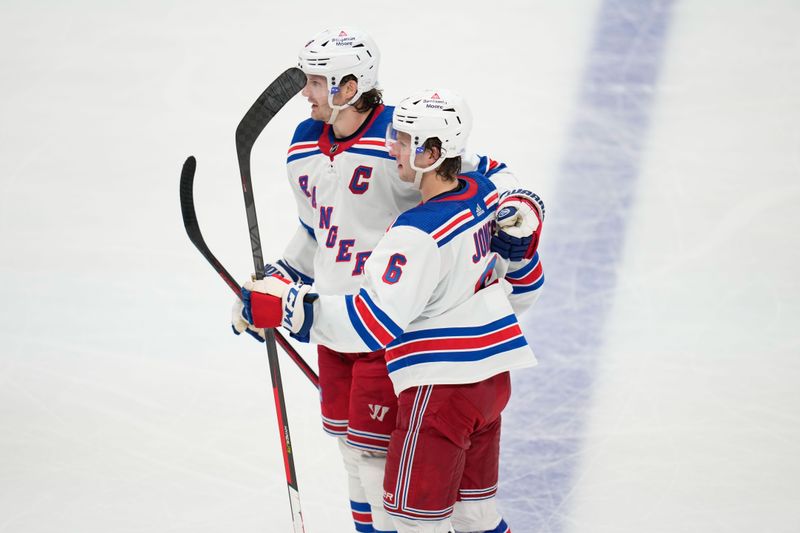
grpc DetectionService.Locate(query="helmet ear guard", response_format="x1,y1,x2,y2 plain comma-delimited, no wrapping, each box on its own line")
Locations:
298,27,380,124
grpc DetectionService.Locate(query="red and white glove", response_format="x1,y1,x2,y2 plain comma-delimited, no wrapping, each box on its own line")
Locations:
242,276,317,341
231,297,267,342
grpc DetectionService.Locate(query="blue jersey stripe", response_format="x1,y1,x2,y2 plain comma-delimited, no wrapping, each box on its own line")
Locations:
476,155,509,178
511,274,545,294
359,289,404,338
298,218,316,241
345,295,382,351
436,208,493,248
485,162,508,178
506,252,540,279
386,336,529,373
347,147,395,160
287,150,321,163
477,155,489,174
388,314,518,346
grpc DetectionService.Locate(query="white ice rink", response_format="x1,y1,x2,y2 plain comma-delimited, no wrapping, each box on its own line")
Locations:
1,1,798,532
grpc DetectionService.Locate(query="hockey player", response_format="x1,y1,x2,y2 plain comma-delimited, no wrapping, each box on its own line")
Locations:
239,90,540,533
232,28,544,533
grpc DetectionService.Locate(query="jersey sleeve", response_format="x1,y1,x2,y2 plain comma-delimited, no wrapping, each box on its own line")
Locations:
502,251,544,315
463,153,547,223
462,152,520,192
276,223,316,284
309,226,440,352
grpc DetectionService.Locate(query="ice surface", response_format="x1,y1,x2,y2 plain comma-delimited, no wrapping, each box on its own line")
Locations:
1,1,798,532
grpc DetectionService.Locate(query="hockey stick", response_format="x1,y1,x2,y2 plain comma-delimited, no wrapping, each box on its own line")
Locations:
179,155,319,389
235,67,308,533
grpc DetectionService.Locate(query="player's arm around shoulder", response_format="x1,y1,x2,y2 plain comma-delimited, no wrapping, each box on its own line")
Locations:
462,152,517,189
234,219,439,352
462,152,546,259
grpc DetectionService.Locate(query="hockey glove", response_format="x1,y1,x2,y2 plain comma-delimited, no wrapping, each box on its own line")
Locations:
263,260,291,279
231,297,267,342
244,276,317,343
491,191,544,261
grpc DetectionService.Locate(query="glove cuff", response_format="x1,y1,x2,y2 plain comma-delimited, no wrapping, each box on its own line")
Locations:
289,292,317,343
263,261,291,280
282,284,314,333
500,189,545,221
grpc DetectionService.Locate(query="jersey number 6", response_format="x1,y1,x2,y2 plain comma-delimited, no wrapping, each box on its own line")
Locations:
382,253,407,284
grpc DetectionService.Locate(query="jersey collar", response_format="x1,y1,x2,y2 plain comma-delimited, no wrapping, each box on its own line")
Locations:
318,104,385,160
430,176,477,203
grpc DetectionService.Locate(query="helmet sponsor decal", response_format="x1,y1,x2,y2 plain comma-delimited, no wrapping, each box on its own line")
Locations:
332,33,356,46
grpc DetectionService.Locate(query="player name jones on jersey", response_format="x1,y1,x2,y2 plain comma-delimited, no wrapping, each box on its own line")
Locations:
472,219,496,263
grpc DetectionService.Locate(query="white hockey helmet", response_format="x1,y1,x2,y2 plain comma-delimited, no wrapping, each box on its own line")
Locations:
387,89,472,187
298,27,380,124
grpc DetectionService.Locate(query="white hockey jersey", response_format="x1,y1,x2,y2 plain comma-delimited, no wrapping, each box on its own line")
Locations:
310,173,537,394
279,104,529,297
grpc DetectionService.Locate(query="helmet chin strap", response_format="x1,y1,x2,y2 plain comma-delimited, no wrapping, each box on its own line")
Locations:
408,147,447,190
412,169,424,189
326,103,347,125
326,86,363,125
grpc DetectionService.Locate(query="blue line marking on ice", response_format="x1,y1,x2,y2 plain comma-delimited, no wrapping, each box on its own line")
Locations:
499,1,676,531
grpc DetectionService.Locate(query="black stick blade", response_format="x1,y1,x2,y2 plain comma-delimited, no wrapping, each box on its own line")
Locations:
235,67,307,156
178,156,319,388
179,156,199,236
179,156,242,297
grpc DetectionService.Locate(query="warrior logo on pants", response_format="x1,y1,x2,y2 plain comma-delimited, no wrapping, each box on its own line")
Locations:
368,404,390,421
